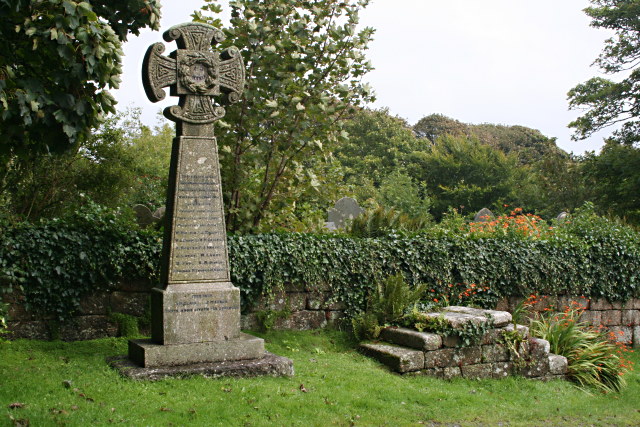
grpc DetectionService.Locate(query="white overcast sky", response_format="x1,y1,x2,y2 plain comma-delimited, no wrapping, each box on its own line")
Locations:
112,0,616,155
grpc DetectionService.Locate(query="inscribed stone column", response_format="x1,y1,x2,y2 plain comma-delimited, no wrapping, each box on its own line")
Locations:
115,22,292,378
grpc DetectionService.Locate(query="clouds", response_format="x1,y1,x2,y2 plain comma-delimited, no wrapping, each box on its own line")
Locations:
113,0,613,154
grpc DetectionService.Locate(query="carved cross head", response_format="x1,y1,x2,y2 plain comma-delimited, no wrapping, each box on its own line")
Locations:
142,22,245,125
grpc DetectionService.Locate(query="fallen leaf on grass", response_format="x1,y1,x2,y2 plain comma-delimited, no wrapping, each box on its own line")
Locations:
299,384,308,393
9,415,29,427
8,403,25,409
70,405,79,411
62,380,72,388
159,407,171,412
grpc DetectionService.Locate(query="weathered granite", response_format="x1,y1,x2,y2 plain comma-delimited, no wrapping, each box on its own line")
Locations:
548,354,568,375
601,310,622,326
110,291,148,317
481,324,529,345
481,344,510,363
112,21,292,379
424,348,455,368
461,363,493,379
151,284,240,345
110,352,293,381
622,310,640,326
380,327,442,351
359,343,424,373
421,311,488,328
444,306,511,327
129,333,264,368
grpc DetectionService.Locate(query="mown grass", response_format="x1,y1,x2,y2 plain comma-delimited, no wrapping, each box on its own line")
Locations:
1,330,639,426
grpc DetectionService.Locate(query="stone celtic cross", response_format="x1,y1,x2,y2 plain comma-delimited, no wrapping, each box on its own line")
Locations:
143,22,244,133
138,22,249,348
119,22,292,377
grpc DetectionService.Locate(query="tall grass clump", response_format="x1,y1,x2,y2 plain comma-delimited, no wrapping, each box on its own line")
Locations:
531,301,634,393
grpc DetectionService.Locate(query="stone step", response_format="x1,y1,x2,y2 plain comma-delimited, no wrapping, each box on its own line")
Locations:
380,327,442,351
359,342,424,373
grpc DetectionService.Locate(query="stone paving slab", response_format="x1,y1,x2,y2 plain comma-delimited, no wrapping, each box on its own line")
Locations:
109,352,294,380
444,306,512,327
420,311,488,328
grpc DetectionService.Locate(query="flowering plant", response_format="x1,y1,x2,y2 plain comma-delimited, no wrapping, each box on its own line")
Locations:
531,300,634,393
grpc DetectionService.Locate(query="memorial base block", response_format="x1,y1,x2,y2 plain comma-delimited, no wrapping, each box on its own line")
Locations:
129,332,265,368
151,283,241,345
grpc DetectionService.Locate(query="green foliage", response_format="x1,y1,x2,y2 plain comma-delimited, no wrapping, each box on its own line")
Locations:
372,274,426,325
0,201,160,321
336,108,420,187
407,134,522,219
0,108,173,221
407,310,494,347
351,274,426,341
194,0,374,233
0,301,9,341
2,203,640,324
0,0,161,161
346,206,429,238
109,312,139,338
255,308,291,332
530,303,633,393
351,311,381,341
378,170,432,220
568,0,640,144
413,114,566,164
582,142,640,224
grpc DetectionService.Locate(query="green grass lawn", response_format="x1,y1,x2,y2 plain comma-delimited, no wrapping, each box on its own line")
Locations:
1,329,639,426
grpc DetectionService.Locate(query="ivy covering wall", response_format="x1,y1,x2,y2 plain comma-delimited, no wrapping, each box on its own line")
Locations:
1,204,639,321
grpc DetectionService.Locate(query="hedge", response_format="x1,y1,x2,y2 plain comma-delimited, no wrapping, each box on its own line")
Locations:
1,203,639,321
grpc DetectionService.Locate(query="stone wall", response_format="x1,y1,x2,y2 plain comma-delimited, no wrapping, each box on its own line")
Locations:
3,281,346,341
4,282,640,344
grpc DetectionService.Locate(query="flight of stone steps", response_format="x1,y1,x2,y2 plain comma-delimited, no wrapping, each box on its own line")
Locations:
360,306,568,380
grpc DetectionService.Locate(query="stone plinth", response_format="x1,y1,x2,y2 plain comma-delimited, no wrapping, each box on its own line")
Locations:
151,283,240,344
129,332,264,368
109,352,294,381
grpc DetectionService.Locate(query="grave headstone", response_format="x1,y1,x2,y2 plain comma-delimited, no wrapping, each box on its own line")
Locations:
132,204,157,228
473,207,494,222
327,197,364,229
111,22,292,379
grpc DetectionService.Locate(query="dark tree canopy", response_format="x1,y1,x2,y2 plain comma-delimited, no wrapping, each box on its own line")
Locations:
568,0,640,145
0,0,161,160
413,114,566,164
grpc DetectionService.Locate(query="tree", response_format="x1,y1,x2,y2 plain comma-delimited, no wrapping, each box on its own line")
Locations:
0,108,173,221
0,0,161,163
407,134,521,219
336,108,420,187
413,114,469,142
194,0,374,233
582,142,640,223
413,114,567,164
568,0,640,145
